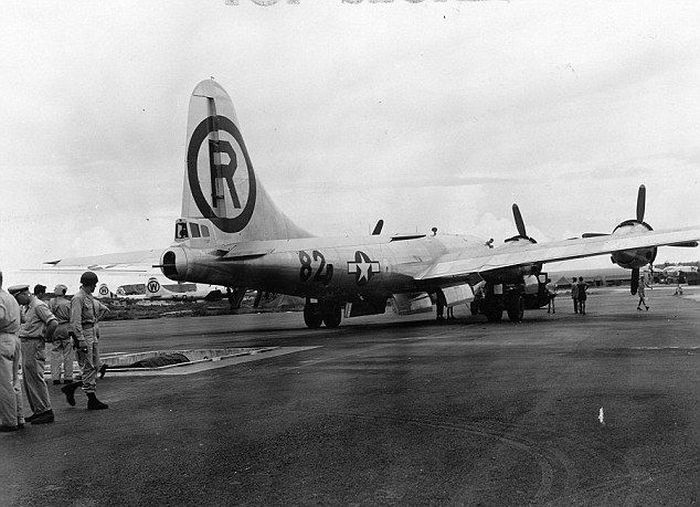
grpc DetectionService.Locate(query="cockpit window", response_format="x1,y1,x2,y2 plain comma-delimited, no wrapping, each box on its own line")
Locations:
175,222,188,240
190,223,201,238
201,225,210,238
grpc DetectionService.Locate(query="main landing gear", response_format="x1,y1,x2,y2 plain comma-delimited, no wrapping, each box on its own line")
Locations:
303,300,342,329
471,285,525,323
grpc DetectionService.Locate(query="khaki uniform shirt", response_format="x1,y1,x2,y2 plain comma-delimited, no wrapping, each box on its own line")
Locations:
49,296,72,340
0,289,20,335
70,288,109,340
19,296,57,339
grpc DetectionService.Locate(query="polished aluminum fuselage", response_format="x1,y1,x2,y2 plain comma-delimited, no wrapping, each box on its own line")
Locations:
164,233,488,301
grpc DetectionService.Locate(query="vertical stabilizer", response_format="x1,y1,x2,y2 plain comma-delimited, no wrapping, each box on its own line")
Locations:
181,79,311,243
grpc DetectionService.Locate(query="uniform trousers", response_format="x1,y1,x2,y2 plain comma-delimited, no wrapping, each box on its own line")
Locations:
20,338,52,415
77,327,99,394
50,338,74,382
0,333,23,427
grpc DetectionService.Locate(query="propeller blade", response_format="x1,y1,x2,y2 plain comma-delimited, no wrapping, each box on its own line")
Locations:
669,241,699,247
636,185,646,222
582,232,610,238
512,204,527,238
630,267,640,295
371,219,384,235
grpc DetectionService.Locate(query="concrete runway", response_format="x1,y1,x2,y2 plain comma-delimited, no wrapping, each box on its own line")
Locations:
1,287,698,505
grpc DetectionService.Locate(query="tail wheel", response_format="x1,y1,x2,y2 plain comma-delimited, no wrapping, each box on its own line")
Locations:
322,305,342,328
506,295,524,322
303,304,323,329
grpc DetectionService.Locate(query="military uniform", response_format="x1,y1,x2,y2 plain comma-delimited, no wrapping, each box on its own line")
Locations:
70,288,108,397
15,288,57,423
0,287,23,431
49,287,74,383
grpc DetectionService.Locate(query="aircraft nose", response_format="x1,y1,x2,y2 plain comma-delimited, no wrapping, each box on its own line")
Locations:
160,246,188,281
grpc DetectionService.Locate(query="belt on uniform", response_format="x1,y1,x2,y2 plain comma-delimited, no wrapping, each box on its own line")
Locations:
19,335,43,340
82,323,95,329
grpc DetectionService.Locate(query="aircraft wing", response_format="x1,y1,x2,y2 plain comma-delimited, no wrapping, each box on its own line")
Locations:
417,226,700,281
45,249,161,270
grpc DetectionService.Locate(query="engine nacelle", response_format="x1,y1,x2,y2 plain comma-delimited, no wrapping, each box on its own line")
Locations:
610,220,657,269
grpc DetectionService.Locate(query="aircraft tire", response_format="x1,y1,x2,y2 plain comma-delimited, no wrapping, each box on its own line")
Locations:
303,304,323,329
322,306,342,328
484,306,502,322
506,295,524,322
470,301,479,316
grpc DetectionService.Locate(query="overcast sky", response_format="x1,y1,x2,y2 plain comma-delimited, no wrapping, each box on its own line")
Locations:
1,0,699,286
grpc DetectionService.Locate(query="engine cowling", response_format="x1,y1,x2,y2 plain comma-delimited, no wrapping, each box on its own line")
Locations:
610,219,657,269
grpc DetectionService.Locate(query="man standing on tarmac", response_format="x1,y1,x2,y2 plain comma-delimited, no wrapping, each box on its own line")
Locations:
0,271,24,432
61,272,110,410
10,284,58,425
49,284,74,385
570,277,579,314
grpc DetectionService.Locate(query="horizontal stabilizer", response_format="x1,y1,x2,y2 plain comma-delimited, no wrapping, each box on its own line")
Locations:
45,250,161,270
390,234,426,242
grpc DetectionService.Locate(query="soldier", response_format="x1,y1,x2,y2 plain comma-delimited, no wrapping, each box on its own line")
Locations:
34,284,47,300
61,272,110,410
49,284,74,385
10,284,57,425
637,276,650,311
577,276,588,315
570,277,579,314
0,271,23,432
545,278,557,314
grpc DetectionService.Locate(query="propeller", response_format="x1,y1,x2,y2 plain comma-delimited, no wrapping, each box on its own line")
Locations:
505,204,537,243
371,219,384,236
636,184,646,222
581,184,648,239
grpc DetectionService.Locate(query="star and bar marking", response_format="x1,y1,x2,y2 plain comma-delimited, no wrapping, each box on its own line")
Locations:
347,251,380,284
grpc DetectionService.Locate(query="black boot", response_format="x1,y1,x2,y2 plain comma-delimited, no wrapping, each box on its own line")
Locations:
61,381,82,406
30,410,54,424
87,393,108,410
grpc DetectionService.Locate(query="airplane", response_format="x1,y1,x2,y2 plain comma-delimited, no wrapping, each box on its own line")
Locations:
114,277,224,301
50,79,700,328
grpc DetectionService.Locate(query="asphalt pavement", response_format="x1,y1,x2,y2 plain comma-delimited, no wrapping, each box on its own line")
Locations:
1,286,698,505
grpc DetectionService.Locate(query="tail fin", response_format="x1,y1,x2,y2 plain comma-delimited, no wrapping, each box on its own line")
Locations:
180,79,311,243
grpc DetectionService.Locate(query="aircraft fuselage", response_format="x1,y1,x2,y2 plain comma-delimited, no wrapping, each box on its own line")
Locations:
162,233,487,302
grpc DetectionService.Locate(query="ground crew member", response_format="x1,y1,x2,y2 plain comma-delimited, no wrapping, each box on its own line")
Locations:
570,277,579,314
49,284,74,384
10,284,57,425
61,272,110,410
577,276,588,315
637,276,650,311
545,278,557,314
0,271,23,432
435,289,446,322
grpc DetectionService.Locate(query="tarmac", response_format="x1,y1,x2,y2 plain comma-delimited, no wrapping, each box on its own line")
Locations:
1,286,698,505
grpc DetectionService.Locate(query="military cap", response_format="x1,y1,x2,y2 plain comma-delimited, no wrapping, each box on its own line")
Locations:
8,285,30,295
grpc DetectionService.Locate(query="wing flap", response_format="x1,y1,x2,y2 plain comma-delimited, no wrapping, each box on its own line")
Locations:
418,226,700,280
